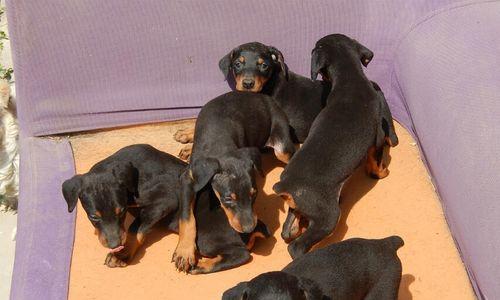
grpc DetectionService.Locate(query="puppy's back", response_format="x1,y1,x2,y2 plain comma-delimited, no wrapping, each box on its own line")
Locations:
283,237,403,298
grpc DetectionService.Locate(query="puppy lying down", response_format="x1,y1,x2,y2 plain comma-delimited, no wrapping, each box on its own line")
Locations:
223,236,404,300
62,144,269,274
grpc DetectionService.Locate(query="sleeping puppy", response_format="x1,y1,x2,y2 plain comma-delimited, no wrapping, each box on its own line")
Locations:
223,236,404,300
173,42,330,160
273,34,399,259
62,144,269,273
173,91,296,272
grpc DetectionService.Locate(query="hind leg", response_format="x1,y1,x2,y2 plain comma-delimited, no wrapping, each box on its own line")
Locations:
287,206,340,259
281,208,306,242
366,145,389,179
266,107,296,163
189,247,251,274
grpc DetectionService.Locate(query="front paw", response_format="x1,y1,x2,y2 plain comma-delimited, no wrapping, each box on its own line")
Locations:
104,253,128,268
171,244,197,273
174,128,194,144
178,144,193,161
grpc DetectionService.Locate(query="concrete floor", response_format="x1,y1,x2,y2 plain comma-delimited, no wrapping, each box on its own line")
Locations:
0,210,16,300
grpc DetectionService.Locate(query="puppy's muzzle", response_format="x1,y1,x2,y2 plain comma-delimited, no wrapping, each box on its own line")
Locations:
242,78,255,90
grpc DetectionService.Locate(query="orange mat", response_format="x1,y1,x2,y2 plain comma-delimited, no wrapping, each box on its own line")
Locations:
68,120,474,300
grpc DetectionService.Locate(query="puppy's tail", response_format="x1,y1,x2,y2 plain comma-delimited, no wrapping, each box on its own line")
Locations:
384,235,404,250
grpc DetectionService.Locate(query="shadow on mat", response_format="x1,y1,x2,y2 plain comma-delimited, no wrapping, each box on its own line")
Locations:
399,274,415,300
251,153,287,256
313,163,379,249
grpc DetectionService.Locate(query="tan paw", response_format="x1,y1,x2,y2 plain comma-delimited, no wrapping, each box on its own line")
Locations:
178,144,193,161
171,244,197,273
174,128,194,144
104,253,128,268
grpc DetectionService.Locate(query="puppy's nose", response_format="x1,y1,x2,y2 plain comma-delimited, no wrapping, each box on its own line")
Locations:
242,78,255,89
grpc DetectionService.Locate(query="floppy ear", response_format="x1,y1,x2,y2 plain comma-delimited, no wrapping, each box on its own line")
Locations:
62,175,82,213
191,157,221,191
112,162,138,196
219,49,235,79
269,46,289,80
310,48,326,80
353,39,374,67
298,277,325,300
236,147,263,177
222,282,249,300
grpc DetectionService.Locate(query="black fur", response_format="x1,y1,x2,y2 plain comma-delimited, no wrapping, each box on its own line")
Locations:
223,236,404,300
219,42,331,143
174,91,296,272
273,34,399,258
61,144,269,272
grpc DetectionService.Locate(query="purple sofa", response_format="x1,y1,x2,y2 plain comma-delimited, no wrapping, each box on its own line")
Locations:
6,1,499,299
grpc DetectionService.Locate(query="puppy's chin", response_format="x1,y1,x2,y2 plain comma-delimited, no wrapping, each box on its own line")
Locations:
235,84,263,93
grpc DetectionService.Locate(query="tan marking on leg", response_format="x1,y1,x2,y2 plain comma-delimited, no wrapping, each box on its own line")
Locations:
174,128,195,143
173,200,197,272
366,146,389,179
192,255,223,273
246,232,266,250
274,149,291,163
121,231,145,261
280,192,296,209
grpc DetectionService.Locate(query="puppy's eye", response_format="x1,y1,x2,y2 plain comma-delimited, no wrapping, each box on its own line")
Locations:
260,63,268,70
233,61,242,69
89,214,101,222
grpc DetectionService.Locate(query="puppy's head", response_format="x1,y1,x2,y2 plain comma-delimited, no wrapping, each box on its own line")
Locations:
62,162,137,251
189,148,262,233
222,271,325,300
219,42,288,92
311,34,373,81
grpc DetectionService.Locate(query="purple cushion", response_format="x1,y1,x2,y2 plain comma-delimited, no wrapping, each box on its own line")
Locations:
393,2,500,298
6,0,499,298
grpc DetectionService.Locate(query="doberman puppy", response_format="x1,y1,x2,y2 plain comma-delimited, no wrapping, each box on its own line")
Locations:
61,144,269,273
174,41,330,159
273,34,399,259
223,236,404,300
173,91,296,272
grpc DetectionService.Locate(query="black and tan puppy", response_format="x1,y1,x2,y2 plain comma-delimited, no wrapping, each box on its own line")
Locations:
62,144,269,273
218,42,331,142
223,236,404,300
174,42,330,159
173,91,296,272
273,34,399,259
